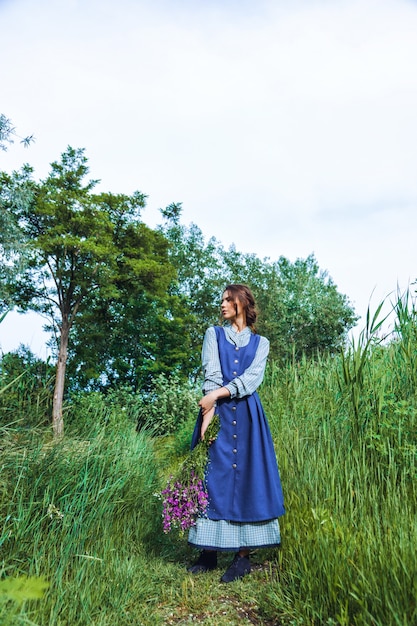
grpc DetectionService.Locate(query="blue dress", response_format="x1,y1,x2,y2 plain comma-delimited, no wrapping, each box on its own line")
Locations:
188,326,284,551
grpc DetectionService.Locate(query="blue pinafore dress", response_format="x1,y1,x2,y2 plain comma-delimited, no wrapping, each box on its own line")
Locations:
188,326,285,551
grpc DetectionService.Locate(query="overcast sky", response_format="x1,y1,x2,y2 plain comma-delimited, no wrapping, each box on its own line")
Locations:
1,0,416,357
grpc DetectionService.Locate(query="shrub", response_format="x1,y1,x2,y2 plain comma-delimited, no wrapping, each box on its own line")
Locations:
135,373,200,435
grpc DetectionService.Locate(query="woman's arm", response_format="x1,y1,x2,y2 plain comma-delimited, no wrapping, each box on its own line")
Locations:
199,327,229,439
201,327,223,393
198,329,270,437
225,335,270,398
199,386,230,415
198,386,231,440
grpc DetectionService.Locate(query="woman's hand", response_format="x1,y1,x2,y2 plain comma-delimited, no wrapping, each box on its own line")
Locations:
198,391,218,416
198,387,230,440
200,405,215,441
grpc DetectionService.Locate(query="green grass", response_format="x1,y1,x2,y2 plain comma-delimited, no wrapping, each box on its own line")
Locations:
1,295,416,624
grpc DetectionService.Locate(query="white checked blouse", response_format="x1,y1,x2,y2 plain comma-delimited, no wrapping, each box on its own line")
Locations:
201,324,270,399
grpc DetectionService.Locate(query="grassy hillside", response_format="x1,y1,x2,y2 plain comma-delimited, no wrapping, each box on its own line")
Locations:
1,299,416,625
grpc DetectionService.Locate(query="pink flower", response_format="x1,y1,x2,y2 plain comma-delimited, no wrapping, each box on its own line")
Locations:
160,414,219,534
161,471,209,533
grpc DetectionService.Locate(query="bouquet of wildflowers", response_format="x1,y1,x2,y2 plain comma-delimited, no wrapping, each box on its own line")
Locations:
161,414,220,534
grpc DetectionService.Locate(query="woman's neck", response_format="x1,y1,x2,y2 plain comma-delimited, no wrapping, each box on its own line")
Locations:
232,319,247,333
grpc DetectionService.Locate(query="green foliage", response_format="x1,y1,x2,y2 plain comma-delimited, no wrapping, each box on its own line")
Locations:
67,290,192,391
65,384,145,436
2,164,357,407
64,374,200,438
0,113,34,151
338,298,390,433
158,206,226,375
135,373,200,435
0,114,17,151
0,419,164,625
365,399,417,480
1,294,417,624
159,208,357,374
0,164,35,314
393,288,417,388
0,147,182,431
254,254,358,360
0,346,54,427
0,575,49,626
256,301,417,625
0,575,49,602
6,147,145,322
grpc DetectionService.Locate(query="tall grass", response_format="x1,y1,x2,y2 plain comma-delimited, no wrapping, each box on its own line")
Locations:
0,418,169,625
0,347,54,428
1,292,416,624
259,294,417,625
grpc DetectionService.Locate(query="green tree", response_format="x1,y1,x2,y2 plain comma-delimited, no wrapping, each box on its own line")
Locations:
0,113,34,151
160,209,357,367
257,255,357,360
0,166,34,316
0,147,176,436
0,114,35,315
66,259,192,391
159,204,227,376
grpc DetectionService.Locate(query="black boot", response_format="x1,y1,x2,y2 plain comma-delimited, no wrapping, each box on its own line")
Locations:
187,550,217,574
220,553,251,583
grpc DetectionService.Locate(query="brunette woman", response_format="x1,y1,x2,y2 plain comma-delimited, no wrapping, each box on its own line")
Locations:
187,284,285,582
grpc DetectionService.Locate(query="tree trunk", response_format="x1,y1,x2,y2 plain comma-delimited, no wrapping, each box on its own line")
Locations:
52,318,70,438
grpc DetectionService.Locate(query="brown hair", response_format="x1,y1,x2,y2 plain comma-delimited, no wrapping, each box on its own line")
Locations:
223,284,258,331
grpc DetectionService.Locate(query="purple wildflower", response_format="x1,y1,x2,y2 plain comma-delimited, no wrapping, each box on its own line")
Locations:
161,471,209,533
160,414,219,534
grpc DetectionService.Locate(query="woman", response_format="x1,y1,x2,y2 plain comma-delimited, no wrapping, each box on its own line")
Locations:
187,284,285,583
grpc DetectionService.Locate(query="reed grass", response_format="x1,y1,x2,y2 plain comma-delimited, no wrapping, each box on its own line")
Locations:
0,420,168,625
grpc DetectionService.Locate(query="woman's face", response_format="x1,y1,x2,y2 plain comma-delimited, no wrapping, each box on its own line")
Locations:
221,290,242,321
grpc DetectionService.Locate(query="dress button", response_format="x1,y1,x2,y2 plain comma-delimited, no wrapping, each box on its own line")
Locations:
235,347,239,351
233,434,237,439
233,448,237,454
232,406,236,411
234,359,239,364
232,371,237,376
232,463,237,469
232,420,237,426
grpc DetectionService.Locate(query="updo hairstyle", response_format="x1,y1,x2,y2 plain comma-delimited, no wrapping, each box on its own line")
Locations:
223,284,258,331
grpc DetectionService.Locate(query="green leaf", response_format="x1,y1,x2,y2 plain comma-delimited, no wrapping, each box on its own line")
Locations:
0,575,49,602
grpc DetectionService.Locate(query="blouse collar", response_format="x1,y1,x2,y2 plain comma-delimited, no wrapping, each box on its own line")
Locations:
224,323,251,337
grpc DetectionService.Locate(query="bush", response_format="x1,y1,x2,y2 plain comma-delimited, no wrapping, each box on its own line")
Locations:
65,375,200,437
135,373,200,435
65,384,144,435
